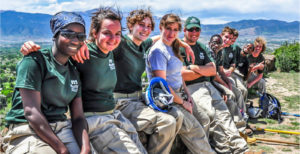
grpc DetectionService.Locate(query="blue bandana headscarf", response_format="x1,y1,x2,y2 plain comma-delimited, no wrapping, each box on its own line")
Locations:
50,11,86,37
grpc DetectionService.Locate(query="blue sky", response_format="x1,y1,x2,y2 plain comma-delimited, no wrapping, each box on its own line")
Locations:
1,0,299,24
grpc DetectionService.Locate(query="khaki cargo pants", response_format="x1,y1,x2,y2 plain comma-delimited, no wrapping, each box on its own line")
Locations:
86,110,146,154
116,97,214,154
248,72,266,94
2,121,80,154
188,82,248,154
115,98,182,154
173,103,215,154
232,70,248,103
214,81,247,133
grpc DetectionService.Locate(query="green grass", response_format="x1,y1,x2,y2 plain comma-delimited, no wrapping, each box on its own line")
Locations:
280,134,291,138
281,148,292,152
266,124,299,130
295,136,300,143
289,118,297,121
249,144,275,153
261,118,277,124
284,95,300,108
291,121,300,127
265,132,276,136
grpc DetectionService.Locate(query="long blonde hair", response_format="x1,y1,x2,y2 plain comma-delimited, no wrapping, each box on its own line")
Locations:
159,13,183,61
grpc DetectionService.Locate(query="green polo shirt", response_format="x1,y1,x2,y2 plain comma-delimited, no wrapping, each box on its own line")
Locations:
222,46,236,69
209,49,223,81
182,41,213,85
5,48,81,126
231,44,242,66
113,35,153,93
74,42,117,112
248,53,265,74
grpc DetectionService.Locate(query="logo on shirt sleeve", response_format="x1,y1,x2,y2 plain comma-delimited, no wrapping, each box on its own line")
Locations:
70,80,79,92
109,59,115,70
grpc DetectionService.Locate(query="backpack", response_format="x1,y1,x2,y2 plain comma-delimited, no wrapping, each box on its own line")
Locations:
259,93,283,123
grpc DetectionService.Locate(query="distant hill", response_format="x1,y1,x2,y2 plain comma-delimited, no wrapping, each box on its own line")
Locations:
1,10,299,42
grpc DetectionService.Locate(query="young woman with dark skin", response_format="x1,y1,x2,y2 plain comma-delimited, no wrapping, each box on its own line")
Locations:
18,7,146,154
3,12,90,154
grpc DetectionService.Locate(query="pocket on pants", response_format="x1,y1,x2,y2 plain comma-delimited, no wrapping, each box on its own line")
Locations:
90,124,117,152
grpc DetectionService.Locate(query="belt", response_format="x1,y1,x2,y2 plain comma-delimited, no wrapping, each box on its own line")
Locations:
114,90,143,99
84,109,114,117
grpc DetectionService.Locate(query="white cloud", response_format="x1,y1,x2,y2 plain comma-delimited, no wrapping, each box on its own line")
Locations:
201,17,230,25
1,0,299,17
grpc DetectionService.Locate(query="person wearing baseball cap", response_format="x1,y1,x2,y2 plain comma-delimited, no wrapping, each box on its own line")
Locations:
3,11,90,154
181,16,249,153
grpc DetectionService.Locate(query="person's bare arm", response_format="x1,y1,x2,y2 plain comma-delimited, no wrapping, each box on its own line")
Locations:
178,39,195,64
188,62,216,77
250,61,264,72
21,89,69,154
181,67,202,81
71,43,90,64
248,73,263,88
218,66,232,90
69,97,90,154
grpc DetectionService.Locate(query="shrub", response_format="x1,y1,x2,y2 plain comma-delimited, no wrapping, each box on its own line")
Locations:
273,42,300,72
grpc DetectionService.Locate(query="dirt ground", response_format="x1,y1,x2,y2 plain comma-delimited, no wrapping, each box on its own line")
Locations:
247,72,300,153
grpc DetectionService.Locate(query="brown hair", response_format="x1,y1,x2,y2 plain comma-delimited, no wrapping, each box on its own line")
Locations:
221,26,233,35
88,6,122,42
159,13,183,61
232,28,239,37
127,8,155,33
254,37,267,53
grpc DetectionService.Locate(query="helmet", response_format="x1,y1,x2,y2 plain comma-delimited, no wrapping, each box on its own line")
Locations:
247,107,263,119
145,77,174,112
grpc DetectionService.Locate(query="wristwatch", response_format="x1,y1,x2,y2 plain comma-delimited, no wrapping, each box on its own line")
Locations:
187,65,191,70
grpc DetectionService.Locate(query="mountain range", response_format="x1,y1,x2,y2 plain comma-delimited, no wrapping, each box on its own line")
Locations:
1,10,299,42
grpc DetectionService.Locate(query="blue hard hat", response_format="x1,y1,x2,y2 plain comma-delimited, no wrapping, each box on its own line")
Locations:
145,77,173,112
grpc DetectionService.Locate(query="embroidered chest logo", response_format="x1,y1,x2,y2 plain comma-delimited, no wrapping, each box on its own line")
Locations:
199,52,205,59
70,80,79,92
109,59,115,70
238,63,244,67
229,53,233,59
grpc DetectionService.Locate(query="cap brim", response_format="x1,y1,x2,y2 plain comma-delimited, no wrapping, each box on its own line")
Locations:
186,24,201,29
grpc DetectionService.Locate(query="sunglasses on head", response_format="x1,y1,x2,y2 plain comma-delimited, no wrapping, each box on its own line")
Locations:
187,27,200,32
60,29,86,42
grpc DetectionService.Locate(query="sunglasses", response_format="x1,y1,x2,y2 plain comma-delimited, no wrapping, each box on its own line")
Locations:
187,27,200,32
60,29,86,42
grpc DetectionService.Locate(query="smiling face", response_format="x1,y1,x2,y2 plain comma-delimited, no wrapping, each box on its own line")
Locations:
161,23,180,46
130,17,153,44
241,43,253,56
230,36,237,45
221,32,233,47
57,23,85,57
93,19,122,54
184,27,201,45
209,36,223,53
252,42,263,57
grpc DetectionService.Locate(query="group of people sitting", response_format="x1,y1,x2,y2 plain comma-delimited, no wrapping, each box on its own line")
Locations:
1,6,266,154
